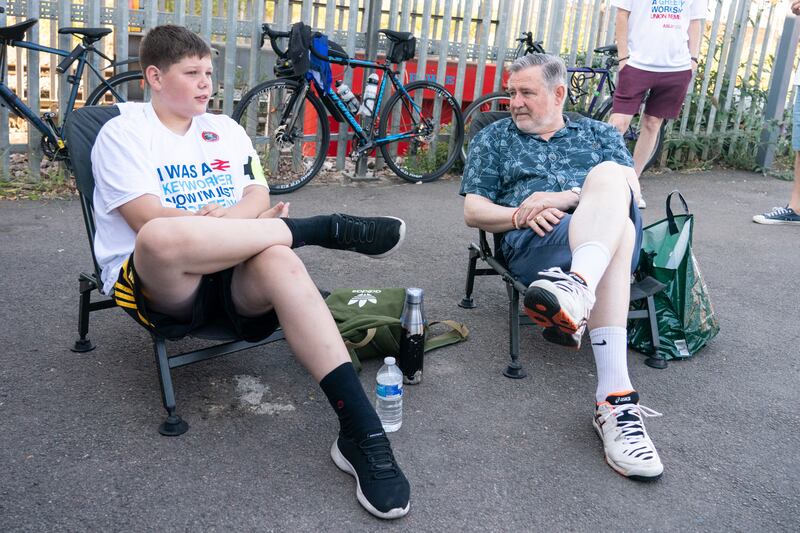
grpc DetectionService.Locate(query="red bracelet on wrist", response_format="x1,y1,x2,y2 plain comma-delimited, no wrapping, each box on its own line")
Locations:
512,207,521,230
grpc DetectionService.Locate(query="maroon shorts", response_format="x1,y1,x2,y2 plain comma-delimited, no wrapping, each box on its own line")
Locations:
613,65,693,119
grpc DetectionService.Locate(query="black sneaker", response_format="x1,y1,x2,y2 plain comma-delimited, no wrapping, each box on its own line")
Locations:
331,430,410,519
330,214,406,258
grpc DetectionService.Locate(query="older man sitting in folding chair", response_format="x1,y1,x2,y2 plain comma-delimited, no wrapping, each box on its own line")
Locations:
460,52,664,481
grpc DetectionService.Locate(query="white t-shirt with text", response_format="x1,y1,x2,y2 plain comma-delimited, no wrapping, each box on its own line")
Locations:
612,0,708,72
91,102,268,295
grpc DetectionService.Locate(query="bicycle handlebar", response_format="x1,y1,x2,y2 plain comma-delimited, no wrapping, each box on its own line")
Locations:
260,23,291,58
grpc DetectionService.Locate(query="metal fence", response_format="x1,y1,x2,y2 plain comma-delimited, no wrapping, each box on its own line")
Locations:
1,0,795,176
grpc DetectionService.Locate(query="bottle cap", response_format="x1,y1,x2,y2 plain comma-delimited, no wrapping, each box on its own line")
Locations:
335,79,342,87
405,287,423,304
384,356,396,365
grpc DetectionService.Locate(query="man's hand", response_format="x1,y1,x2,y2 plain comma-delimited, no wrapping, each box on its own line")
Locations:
793,0,800,16
258,201,290,219
516,191,575,237
195,202,230,218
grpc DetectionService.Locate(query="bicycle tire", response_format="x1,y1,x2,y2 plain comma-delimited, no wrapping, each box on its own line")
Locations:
460,91,510,162
85,70,146,106
378,80,464,183
594,98,665,174
232,78,329,194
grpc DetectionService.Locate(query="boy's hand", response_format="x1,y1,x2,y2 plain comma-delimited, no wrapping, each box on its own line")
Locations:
793,0,800,16
195,203,229,217
258,201,290,219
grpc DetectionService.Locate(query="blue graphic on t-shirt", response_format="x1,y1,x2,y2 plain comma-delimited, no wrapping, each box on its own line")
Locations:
156,162,236,211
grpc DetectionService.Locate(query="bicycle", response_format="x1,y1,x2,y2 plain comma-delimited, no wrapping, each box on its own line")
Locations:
231,23,464,194
0,9,144,161
461,32,665,172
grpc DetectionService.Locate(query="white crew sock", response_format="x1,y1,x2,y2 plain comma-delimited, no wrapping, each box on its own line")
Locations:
590,326,634,403
569,241,611,294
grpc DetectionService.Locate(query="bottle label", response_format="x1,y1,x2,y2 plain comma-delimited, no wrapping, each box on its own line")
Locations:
376,383,403,398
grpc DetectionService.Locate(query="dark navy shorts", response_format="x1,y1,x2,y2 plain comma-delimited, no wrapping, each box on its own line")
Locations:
501,189,643,286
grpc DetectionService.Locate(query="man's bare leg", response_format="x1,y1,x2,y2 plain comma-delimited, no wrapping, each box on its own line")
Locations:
525,162,633,346
632,113,664,178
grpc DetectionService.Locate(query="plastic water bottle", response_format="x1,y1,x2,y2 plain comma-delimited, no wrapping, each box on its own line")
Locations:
358,73,379,116
335,80,360,115
375,356,403,432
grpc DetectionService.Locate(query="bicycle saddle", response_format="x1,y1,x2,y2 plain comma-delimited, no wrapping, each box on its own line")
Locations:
58,27,112,43
594,44,618,55
0,19,38,42
379,29,414,43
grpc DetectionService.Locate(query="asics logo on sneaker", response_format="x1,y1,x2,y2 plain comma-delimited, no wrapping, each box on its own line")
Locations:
591,340,608,346
616,396,631,403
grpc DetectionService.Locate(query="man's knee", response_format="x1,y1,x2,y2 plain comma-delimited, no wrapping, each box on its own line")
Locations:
608,113,631,133
584,162,631,196
641,114,664,133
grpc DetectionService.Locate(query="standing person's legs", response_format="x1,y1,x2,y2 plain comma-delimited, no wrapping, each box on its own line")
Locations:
631,113,665,178
753,90,800,224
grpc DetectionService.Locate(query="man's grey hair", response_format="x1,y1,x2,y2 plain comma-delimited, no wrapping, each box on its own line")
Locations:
508,53,568,90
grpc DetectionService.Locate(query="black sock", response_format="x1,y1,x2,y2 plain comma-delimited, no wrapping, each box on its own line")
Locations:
281,215,332,249
319,361,383,440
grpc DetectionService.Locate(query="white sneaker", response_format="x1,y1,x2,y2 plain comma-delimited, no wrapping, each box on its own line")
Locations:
637,196,647,209
523,267,595,348
593,391,664,480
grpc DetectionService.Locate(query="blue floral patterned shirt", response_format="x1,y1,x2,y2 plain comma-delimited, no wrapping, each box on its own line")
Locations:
459,115,633,207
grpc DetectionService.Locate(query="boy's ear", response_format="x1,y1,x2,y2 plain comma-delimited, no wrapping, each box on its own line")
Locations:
145,65,162,89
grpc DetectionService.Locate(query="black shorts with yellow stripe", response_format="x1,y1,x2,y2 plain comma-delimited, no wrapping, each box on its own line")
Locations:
112,254,280,342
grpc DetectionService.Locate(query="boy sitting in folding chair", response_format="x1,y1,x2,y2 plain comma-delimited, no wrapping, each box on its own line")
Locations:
460,53,664,481
90,25,409,519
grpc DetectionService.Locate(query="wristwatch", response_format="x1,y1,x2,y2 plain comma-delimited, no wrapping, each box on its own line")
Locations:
569,186,582,198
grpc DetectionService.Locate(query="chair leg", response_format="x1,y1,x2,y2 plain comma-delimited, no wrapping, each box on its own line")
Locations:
503,285,527,379
643,295,668,369
459,245,479,309
153,337,189,436
71,277,95,353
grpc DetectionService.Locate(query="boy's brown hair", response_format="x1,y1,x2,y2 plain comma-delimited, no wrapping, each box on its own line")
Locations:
139,24,211,72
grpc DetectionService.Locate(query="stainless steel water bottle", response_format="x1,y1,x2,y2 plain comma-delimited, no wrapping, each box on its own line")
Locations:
398,288,426,385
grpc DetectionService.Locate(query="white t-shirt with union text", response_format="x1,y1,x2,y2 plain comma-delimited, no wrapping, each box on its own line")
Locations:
91,102,269,295
611,0,708,72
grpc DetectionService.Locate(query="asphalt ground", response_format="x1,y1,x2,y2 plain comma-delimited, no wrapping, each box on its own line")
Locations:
1,169,798,532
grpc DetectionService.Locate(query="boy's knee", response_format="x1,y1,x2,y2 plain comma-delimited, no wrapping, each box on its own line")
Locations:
135,218,184,263
250,245,307,277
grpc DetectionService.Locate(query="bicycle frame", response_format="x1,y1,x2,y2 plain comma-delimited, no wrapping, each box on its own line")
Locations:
319,54,425,150
0,34,136,144
566,66,614,115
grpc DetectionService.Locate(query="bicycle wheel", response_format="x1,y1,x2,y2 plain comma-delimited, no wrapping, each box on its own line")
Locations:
232,79,329,194
460,91,510,162
594,98,665,173
378,80,464,183
85,70,147,106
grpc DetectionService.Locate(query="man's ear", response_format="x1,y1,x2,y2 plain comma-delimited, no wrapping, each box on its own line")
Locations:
554,84,567,106
144,65,161,90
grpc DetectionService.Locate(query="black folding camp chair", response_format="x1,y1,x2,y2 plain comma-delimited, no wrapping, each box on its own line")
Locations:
458,111,666,378
63,105,285,436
